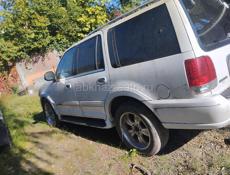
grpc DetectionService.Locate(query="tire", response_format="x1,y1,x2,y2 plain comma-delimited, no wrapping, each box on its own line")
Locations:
115,102,169,156
42,100,61,127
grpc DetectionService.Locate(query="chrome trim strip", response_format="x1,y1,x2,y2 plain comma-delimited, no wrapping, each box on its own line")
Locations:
80,101,104,107
57,101,80,107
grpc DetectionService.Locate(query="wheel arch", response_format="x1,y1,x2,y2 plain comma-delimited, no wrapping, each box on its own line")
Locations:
39,95,60,117
106,95,161,124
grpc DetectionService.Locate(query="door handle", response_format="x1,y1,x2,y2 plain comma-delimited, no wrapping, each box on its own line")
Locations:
66,83,72,88
96,77,107,85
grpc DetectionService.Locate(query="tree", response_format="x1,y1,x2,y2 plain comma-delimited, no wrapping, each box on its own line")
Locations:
0,0,109,71
120,0,146,7
108,0,144,16
120,0,130,5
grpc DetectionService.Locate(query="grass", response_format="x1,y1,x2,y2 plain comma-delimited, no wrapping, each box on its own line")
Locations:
0,95,41,148
0,95,52,175
0,95,229,175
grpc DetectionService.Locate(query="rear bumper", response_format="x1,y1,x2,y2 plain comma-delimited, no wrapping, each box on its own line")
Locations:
151,95,230,129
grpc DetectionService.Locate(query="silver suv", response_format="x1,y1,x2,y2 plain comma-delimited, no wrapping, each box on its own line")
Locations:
40,0,230,156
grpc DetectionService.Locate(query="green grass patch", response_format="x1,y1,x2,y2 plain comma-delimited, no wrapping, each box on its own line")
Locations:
0,95,41,148
0,95,47,175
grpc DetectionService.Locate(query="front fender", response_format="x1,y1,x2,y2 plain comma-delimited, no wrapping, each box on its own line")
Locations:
39,94,61,118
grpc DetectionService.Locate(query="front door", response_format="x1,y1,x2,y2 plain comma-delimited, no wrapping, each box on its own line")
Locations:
53,46,82,117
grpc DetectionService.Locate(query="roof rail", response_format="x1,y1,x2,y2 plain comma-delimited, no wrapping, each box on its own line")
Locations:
88,0,161,35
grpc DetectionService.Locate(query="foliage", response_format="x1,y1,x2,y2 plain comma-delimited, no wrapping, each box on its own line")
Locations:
0,0,109,71
105,0,148,21
0,0,150,71
0,39,21,71
128,148,138,158
120,0,144,13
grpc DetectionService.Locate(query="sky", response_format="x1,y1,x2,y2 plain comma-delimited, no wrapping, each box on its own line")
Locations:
108,0,121,8
0,6,2,21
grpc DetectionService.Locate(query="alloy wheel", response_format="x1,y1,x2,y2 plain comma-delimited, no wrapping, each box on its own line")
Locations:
120,112,151,150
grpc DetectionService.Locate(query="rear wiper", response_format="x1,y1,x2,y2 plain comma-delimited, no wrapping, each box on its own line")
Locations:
199,4,227,37
222,1,229,8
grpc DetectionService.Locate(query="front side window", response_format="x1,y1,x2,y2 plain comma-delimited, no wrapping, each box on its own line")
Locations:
56,47,76,79
107,4,181,68
77,35,104,74
181,0,230,51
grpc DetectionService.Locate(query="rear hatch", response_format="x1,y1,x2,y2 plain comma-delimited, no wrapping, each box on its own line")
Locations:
180,0,230,95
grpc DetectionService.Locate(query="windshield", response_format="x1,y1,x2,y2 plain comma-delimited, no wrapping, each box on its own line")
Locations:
180,0,230,51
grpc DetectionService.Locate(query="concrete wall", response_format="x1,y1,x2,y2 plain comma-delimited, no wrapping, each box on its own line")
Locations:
16,51,60,91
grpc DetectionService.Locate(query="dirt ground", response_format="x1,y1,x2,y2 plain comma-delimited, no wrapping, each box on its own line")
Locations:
22,122,230,175
1,95,230,175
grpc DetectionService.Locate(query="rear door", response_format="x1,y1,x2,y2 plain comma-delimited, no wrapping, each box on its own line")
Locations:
74,33,109,119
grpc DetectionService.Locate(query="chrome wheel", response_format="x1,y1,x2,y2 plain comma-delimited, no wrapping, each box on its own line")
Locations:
44,103,56,126
120,112,151,150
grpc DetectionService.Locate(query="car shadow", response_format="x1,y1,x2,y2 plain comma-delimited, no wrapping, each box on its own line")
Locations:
0,112,53,175
159,129,201,155
33,112,46,124
61,123,124,148
33,112,124,148
33,112,202,155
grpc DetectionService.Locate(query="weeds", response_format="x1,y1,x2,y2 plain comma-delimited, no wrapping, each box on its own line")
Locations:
0,95,49,175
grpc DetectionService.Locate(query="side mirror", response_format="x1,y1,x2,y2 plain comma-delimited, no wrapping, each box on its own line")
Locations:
44,71,56,82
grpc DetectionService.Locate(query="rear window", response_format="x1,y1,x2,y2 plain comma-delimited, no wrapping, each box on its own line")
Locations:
180,0,230,51
107,4,181,68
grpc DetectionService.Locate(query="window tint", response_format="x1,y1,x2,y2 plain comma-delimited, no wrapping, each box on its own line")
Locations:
96,36,105,70
108,4,181,68
77,35,104,74
56,47,76,79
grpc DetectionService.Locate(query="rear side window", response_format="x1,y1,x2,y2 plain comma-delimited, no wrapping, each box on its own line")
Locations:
108,4,181,68
56,47,76,79
77,35,104,74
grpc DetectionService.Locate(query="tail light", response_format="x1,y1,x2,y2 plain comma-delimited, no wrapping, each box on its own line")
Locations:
185,56,217,93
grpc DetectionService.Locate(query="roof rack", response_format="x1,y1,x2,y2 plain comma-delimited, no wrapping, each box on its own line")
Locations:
88,0,161,35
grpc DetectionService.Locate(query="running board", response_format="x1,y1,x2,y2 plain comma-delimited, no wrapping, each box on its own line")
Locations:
60,115,106,128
